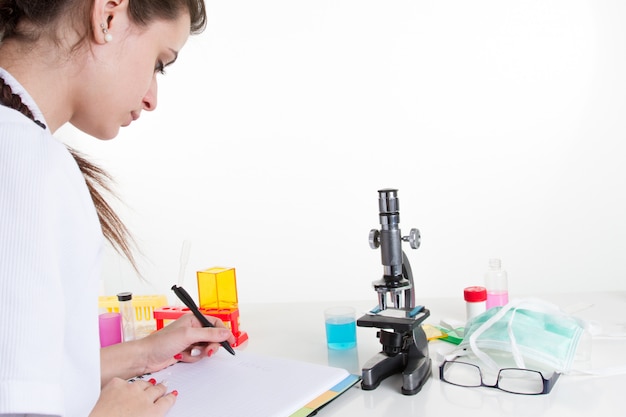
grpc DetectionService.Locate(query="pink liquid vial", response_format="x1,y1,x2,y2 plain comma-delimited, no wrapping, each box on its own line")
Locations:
486,291,508,309
485,258,508,309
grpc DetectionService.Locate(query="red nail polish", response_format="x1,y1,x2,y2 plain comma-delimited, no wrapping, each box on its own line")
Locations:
148,378,156,385
207,349,214,357
172,390,179,397
173,353,183,360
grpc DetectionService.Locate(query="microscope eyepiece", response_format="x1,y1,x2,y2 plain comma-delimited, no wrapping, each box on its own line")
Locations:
375,188,404,281
378,188,399,214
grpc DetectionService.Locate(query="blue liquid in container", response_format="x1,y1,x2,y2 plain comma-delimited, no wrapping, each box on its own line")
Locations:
325,320,356,350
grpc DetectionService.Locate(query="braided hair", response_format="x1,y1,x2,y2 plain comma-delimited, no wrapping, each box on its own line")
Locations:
0,75,138,272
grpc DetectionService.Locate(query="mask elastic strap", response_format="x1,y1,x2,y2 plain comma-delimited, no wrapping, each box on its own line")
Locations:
466,301,518,372
569,364,626,376
506,307,526,368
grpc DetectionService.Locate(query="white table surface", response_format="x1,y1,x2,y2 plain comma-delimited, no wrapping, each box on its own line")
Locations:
236,291,626,417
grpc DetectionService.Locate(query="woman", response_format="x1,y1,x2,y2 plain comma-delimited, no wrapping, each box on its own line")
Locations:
0,1,235,416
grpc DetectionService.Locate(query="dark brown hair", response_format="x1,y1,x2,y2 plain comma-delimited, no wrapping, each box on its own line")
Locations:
0,0,206,41
0,0,207,271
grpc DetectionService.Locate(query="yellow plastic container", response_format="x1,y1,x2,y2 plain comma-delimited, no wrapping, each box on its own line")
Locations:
197,267,239,310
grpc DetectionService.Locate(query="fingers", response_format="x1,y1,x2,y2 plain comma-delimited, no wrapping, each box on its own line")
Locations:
175,342,219,362
144,380,168,401
153,389,178,413
185,312,228,330
143,378,178,404
205,315,225,327
95,377,178,417
174,313,234,342
159,313,236,365
189,325,233,344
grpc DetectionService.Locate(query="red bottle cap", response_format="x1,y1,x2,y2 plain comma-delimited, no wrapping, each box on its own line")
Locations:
464,286,487,302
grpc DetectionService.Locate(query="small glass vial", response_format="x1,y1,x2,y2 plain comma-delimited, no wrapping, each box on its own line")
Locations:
464,286,487,322
117,292,136,342
485,258,509,309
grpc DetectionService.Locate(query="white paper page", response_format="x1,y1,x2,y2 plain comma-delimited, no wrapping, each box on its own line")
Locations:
145,350,350,417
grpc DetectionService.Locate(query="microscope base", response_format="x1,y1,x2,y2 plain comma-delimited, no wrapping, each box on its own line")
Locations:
401,342,432,395
361,340,432,395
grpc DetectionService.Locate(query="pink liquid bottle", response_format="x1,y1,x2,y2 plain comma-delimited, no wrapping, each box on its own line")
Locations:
485,258,508,309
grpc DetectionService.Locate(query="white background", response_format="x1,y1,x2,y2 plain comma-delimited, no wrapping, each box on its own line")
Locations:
59,0,626,305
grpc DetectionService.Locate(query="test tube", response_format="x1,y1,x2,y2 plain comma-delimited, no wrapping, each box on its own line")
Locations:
117,292,136,342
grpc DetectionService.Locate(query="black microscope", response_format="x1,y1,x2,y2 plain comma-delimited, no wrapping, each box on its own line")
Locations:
357,188,432,395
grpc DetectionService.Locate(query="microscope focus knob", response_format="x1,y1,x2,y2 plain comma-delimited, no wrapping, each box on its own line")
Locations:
403,228,421,249
369,229,381,249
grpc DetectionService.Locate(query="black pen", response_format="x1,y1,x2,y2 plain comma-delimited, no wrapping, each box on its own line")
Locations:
171,284,236,355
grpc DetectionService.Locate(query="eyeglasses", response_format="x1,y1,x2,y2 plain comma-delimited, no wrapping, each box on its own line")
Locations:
439,358,560,395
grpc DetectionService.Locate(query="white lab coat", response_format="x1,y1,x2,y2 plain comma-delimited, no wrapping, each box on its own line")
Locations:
0,68,103,417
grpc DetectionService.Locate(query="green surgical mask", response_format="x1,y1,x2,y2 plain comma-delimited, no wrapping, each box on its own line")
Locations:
451,298,586,373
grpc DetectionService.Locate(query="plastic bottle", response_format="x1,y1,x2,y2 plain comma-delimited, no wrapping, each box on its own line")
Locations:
485,258,508,309
463,286,487,321
117,292,136,342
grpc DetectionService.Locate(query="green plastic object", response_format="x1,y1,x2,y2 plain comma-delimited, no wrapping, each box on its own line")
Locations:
436,326,464,345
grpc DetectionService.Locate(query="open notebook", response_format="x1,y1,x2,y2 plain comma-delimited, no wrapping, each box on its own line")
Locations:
138,350,360,417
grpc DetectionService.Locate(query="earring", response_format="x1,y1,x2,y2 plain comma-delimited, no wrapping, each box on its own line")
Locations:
100,23,113,43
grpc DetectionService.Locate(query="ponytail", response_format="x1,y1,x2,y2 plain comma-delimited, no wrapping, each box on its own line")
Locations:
0,76,139,273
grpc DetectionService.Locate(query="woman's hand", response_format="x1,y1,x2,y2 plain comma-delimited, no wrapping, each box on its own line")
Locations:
100,313,235,384
139,313,236,374
90,377,177,417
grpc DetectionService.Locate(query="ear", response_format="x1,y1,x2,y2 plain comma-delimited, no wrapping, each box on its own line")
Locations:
91,0,128,44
